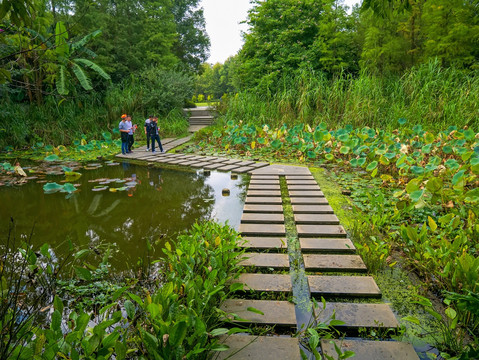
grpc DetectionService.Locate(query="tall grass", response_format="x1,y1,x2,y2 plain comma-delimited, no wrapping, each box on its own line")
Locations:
220,60,479,131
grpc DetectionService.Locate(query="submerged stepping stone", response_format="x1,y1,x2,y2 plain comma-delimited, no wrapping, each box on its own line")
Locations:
241,213,284,224
299,238,356,253
314,303,399,329
220,299,296,326
292,205,334,214
238,253,289,268
245,197,282,204
248,184,281,190
250,179,280,185
246,190,281,197
217,335,301,360
297,224,347,237
303,254,367,272
289,190,325,197
216,164,241,171
320,339,419,360
233,166,255,174
290,197,329,205
239,223,286,236
243,204,283,213
308,275,381,298
288,185,321,190
230,273,292,292
240,236,288,250
294,214,339,225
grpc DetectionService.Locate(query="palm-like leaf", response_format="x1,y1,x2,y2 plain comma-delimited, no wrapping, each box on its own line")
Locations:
56,65,68,95
72,63,92,90
74,58,111,80
71,30,102,53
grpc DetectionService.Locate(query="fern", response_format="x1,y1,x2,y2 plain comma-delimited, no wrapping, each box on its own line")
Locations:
74,58,111,80
72,63,92,90
56,65,68,95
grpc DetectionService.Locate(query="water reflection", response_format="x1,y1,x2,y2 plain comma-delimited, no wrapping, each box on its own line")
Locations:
0,162,246,271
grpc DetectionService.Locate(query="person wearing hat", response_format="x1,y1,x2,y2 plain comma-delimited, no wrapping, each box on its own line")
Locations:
118,114,129,155
144,115,153,151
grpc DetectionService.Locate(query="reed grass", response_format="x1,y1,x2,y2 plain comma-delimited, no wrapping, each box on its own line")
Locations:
220,60,479,131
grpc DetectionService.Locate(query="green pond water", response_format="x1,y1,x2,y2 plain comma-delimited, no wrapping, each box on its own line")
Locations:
0,161,247,271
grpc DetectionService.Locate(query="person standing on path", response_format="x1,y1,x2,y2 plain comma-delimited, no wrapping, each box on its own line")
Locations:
150,116,164,153
126,115,137,153
144,115,153,151
118,114,129,155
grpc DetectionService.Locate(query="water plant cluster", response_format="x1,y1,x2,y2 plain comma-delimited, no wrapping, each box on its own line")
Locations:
1,221,246,359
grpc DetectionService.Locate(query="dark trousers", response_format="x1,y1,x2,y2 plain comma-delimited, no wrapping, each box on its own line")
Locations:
128,134,134,152
151,134,163,152
146,133,151,149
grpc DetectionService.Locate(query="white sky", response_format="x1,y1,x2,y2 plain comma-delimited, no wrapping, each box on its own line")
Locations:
201,0,362,64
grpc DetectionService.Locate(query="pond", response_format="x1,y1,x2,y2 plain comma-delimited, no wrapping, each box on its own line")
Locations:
0,160,247,272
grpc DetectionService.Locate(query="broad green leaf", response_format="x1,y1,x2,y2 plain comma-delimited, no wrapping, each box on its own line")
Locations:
366,161,378,171
247,307,264,315
74,266,92,281
124,300,135,319
169,321,188,347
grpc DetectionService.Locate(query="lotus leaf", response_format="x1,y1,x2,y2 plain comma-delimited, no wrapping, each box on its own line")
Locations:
62,183,77,193
44,154,60,161
43,182,63,193
366,161,378,171
445,159,460,170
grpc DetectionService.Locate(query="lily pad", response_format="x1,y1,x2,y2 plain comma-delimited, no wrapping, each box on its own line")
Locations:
43,182,63,194
44,154,60,162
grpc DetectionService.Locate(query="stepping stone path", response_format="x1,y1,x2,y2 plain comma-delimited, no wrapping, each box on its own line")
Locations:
117,143,419,359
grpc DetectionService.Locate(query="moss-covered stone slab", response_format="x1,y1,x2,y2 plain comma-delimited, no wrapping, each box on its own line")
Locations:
245,197,282,204
308,276,381,297
239,223,286,236
248,184,281,190
320,339,419,360
289,190,325,197
294,214,339,225
216,164,242,171
220,299,296,326
288,185,321,190
297,224,347,237
314,303,399,329
240,236,288,250
303,254,367,272
238,253,290,268
292,205,334,214
230,273,292,292
243,204,283,213
247,190,282,197
241,213,285,224
216,335,301,360
290,197,329,205
299,238,356,253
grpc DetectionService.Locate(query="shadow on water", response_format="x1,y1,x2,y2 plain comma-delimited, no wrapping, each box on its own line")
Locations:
0,161,247,272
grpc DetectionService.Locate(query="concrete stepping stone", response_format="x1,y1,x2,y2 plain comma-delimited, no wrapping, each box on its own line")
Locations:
190,161,211,168
289,190,324,197
286,180,318,185
320,339,419,360
285,175,314,179
217,335,301,360
303,254,367,272
250,179,280,185
292,205,334,214
241,213,284,224
294,214,339,225
220,299,296,326
230,273,292,292
233,166,255,174
308,276,381,298
222,159,244,165
251,175,279,180
299,238,356,253
239,236,287,250
245,197,282,204
209,158,229,163
167,158,190,164
239,253,289,268
248,184,281,190
203,163,224,170
288,185,321,190
179,160,202,166
236,160,256,166
243,204,283,213
249,162,270,169
239,223,286,236
252,164,311,175
217,164,241,171
246,190,281,197
290,197,329,205
314,303,399,329
297,224,347,237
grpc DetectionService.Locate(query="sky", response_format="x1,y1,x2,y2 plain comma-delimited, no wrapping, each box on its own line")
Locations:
201,0,362,64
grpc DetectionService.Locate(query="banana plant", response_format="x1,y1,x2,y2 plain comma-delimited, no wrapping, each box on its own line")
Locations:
54,21,110,95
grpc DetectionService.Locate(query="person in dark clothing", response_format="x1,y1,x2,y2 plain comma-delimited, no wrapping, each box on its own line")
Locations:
126,115,137,153
150,116,164,153
144,115,153,151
